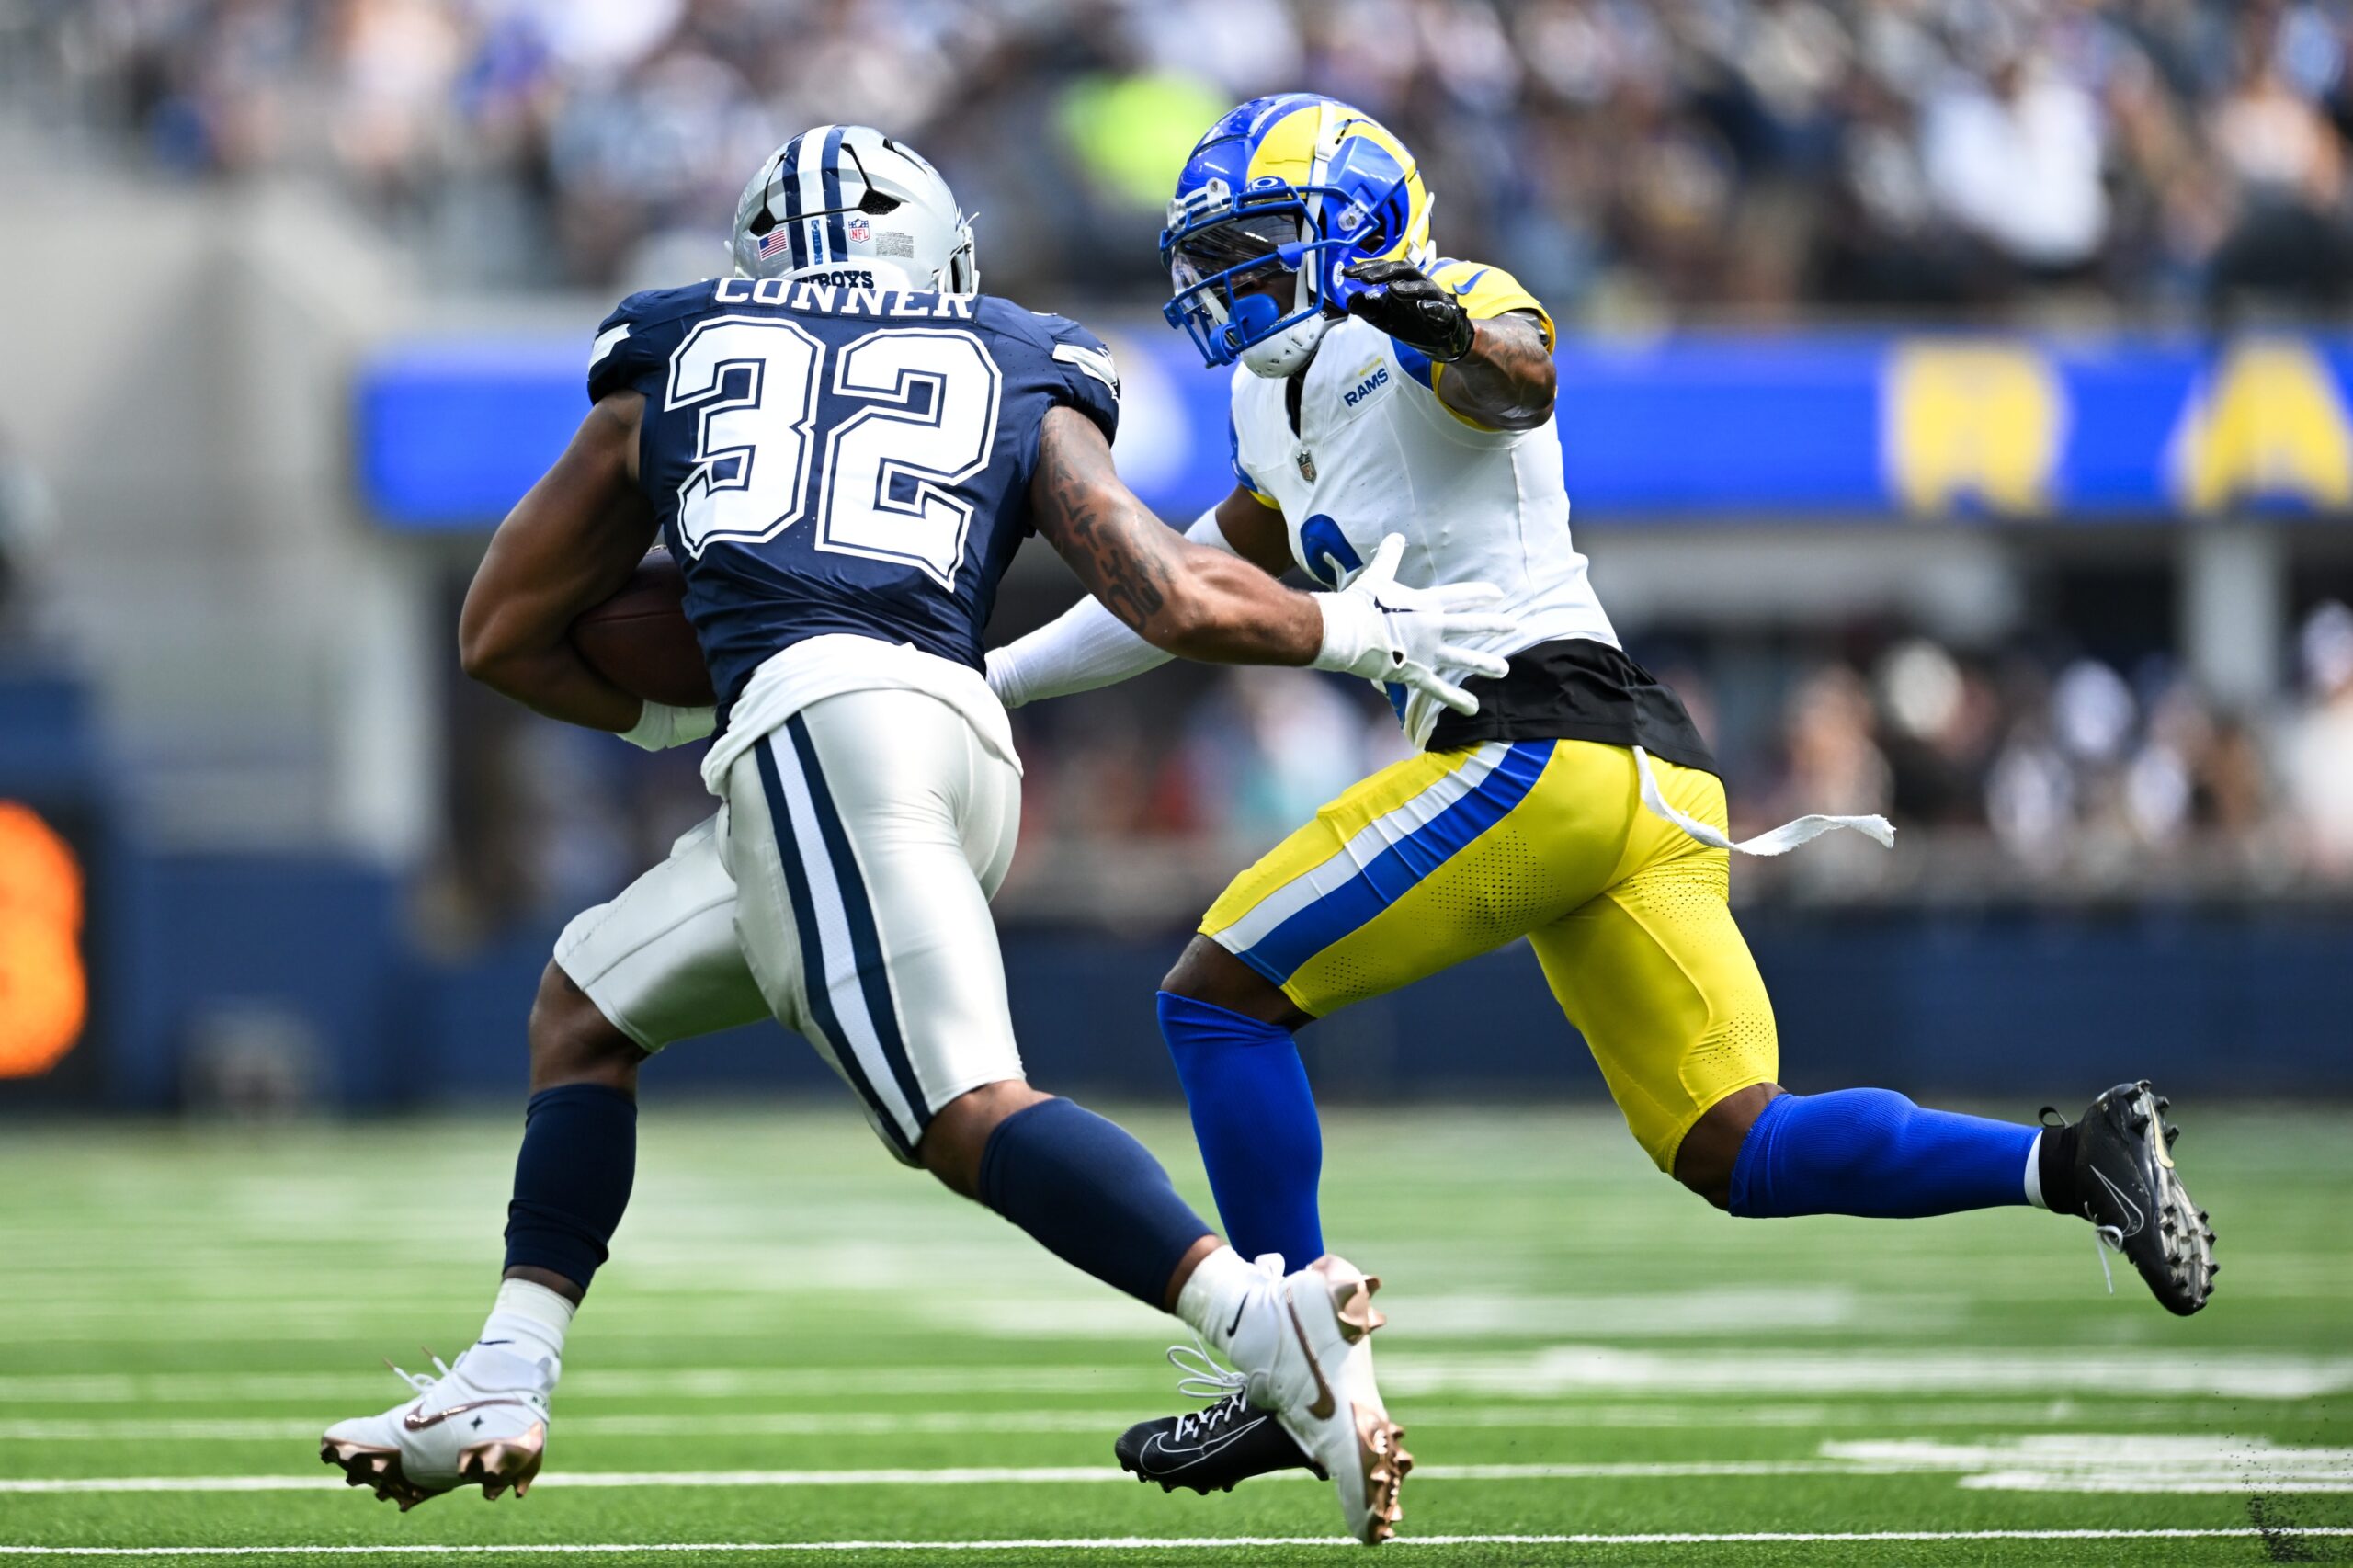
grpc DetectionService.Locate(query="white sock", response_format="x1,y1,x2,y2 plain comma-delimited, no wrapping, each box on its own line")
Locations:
1173,1245,1268,1358
2022,1131,2048,1210
475,1279,574,1389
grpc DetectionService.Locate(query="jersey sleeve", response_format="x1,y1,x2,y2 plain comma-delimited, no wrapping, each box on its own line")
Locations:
1033,314,1122,446
1429,258,1554,348
1391,258,1556,431
586,291,671,403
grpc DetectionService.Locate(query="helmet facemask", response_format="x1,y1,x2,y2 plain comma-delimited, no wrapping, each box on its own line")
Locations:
1164,203,1341,375
1160,97,1433,375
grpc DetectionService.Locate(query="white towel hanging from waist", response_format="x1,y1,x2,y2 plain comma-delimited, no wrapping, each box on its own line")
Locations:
1633,746,1896,857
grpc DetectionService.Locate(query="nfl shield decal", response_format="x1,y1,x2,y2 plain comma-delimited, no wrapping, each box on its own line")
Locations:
1296,449,1316,483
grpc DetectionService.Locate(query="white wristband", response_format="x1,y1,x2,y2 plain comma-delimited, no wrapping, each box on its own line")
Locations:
1311,588,1390,678
620,699,717,752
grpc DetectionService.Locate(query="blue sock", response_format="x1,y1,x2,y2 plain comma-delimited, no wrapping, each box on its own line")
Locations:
503,1084,637,1292
1728,1089,2037,1219
977,1097,1213,1307
1157,991,1324,1267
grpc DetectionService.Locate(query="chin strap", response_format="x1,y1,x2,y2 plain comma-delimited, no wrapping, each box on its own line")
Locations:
1633,746,1895,857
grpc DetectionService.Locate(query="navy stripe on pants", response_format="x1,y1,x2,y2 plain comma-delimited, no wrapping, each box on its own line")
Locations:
754,733,915,1161
783,713,931,1132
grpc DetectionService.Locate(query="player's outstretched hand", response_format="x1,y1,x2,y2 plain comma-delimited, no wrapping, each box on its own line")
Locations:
1313,534,1518,715
1340,258,1475,362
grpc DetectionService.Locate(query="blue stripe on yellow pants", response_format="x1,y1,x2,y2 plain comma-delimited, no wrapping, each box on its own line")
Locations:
1202,738,1779,1172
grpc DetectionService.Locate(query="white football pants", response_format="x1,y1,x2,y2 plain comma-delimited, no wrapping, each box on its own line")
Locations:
553,687,1024,1162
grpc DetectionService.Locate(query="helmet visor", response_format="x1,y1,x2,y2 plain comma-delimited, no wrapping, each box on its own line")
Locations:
1170,211,1300,294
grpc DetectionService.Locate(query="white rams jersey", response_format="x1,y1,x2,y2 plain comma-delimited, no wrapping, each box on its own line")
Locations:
1226,258,1618,747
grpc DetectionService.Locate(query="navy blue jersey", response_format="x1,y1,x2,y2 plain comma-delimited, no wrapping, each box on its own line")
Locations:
587,276,1120,708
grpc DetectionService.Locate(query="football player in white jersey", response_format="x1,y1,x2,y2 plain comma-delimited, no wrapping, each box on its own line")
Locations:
985,93,2215,1495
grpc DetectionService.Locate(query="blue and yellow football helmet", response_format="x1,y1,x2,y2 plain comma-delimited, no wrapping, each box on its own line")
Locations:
1161,94,1435,378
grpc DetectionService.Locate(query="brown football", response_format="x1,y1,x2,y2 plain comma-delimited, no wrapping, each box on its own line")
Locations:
569,551,716,708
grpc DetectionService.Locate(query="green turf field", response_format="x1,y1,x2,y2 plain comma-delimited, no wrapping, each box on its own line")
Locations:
0,1104,2346,1566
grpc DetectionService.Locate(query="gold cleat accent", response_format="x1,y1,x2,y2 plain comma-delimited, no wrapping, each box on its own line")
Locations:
1332,1271,1386,1343
1354,1403,1411,1544
320,1437,440,1511
321,1420,545,1509
459,1422,546,1500
1302,1256,1408,1544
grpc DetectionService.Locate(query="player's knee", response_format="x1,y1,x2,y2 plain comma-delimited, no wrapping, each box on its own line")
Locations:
1674,1084,1782,1210
1159,937,1306,1028
919,1078,1051,1200
527,962,647,1095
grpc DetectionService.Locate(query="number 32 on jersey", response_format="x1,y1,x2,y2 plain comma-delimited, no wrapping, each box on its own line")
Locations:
665,318,1003,591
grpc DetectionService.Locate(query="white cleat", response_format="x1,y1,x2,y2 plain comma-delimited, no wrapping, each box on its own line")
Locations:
1236,1254,1410,1545
319,1346,551,1510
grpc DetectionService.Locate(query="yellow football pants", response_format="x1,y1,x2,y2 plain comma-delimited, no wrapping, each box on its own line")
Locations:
1200,738,1778,1172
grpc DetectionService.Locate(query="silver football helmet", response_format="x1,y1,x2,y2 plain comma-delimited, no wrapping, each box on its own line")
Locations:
731,125,977,294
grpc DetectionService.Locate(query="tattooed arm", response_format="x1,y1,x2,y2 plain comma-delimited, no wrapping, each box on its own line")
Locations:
1026,405,1323,666
1433,311,1557,432
1006,408,1518,711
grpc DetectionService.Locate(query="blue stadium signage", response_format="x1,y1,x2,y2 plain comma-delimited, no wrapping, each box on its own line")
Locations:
356,330,2353,528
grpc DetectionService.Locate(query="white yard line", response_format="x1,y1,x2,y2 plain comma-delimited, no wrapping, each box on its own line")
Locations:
0,1399,2240,1441
1,1528,2351,1556
7,1448,2350,1493
10,1435,2345,1495
0,1463,1900,1494
6,1350,2349,1405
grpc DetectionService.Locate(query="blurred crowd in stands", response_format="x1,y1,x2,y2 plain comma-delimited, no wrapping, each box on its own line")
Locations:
18,0,2353,927
18,0,2353,318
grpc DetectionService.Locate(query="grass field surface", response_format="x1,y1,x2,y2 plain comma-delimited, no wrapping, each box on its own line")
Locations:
0,1104,2346,1565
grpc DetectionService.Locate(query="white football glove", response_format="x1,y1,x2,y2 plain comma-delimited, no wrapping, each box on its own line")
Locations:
619,699,716,752
1311,534,1518,715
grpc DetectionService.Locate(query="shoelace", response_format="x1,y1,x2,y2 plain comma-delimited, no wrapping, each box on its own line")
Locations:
2091,1223,2124,1295
386,1351,456,1398
1171,1390,1254,1443
1157,1253,1289,1423
1166,1336,1249,1404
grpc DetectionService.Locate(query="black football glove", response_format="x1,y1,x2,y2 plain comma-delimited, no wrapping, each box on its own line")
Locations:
1341,258,1476,362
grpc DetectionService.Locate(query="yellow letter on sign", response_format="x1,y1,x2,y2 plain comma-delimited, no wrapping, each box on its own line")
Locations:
1884,342,2066,517
2172,340,2353,513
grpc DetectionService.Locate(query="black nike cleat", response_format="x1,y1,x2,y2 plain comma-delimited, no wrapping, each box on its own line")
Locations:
1114,1389,1325,1494
2051,1081,2217,1316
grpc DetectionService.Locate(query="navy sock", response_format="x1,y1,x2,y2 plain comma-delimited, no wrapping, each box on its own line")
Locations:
1157,992,1324,1267
1728,1089,2037,1220
976,1097,1213,1307
503,1084,637,1292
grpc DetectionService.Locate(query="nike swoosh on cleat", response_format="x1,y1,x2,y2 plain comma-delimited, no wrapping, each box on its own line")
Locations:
2092,1167,2145,1240
403,1398,533,1433
1136,1417,1269,1475
1227,1301,1246,1337
1285,1296,1336,1421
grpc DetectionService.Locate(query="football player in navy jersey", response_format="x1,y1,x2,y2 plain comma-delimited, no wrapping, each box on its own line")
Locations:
319,125,1513,1544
